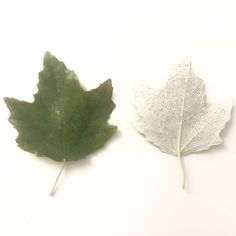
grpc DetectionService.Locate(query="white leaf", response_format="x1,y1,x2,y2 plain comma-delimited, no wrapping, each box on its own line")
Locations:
134,59,233,188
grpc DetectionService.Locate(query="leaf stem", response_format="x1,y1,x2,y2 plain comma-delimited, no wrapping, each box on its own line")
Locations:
178,151,185,189
50,159,66,196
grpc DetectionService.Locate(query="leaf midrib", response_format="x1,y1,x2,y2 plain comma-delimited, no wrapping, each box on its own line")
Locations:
177,63,191,156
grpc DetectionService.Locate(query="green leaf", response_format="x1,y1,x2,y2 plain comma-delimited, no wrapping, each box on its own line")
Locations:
4,52,117,194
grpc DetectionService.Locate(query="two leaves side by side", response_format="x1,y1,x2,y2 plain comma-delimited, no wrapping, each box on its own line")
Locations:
4,52,117,195
134,59,233,189
4,54,233,194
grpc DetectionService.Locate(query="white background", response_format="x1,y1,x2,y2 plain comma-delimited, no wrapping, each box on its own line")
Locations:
0,0,236,235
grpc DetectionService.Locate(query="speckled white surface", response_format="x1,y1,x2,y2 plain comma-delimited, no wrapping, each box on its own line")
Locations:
134,60,233,156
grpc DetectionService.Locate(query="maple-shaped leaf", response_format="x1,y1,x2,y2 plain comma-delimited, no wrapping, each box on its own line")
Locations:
134,59,233,188
4,52,117,195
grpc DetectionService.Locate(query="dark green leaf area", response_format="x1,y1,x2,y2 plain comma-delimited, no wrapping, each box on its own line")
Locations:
4,52,117,162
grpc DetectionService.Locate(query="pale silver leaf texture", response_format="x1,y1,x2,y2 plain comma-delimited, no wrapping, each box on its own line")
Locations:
134,59,233,188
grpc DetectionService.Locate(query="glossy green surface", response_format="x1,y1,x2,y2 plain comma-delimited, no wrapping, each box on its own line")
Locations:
4,52,117,162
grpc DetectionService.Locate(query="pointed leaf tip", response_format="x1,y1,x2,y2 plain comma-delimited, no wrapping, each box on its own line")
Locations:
44,51,54,58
